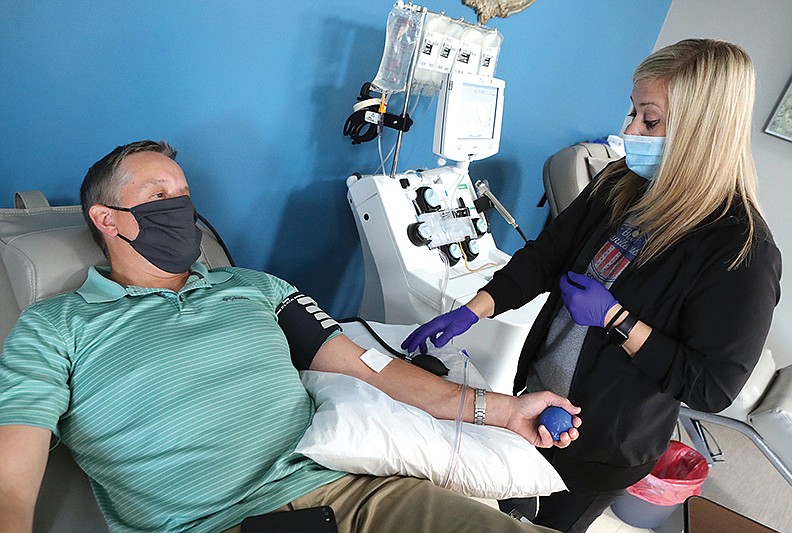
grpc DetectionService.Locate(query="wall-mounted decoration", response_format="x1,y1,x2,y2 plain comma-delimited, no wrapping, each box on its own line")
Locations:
766,76,792,142
462,0,539,24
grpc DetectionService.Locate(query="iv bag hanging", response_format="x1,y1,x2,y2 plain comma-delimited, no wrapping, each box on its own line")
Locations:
478,29,503,77
431,20,464,87
453,25,484,76
371,2,423,94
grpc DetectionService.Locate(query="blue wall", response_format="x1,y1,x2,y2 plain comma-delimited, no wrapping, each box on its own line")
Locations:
0,0,671,317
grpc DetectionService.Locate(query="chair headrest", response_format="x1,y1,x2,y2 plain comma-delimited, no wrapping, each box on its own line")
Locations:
543,142,622,219
0,205,108,310
0,191,232,311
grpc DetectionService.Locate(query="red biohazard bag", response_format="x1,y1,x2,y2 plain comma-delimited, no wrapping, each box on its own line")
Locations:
627,441,709,505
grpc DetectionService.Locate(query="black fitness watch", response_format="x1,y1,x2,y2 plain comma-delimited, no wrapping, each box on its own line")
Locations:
608,313,637,347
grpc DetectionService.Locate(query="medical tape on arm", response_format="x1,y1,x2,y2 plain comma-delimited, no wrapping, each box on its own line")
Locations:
359,347,393,373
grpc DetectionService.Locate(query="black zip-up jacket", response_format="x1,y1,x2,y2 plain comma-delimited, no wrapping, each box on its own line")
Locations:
482,173,782,492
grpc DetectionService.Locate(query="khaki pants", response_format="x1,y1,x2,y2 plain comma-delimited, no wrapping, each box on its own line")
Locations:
223,474,558,533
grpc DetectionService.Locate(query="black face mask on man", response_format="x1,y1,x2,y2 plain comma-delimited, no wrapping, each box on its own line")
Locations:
105,195,202,274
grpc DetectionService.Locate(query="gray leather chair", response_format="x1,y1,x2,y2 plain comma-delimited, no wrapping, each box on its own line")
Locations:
679,349,792,485
542,141,621,219
0,190,232,532
542,143,792,486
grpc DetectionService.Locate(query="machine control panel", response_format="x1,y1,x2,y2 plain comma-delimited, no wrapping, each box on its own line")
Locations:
413,207,475,249
404,176,491,265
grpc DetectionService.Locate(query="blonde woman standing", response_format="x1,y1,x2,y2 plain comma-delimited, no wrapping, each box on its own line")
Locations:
402,39,782,532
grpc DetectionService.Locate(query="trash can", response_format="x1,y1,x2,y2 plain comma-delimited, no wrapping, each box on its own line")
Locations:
611,440,709,529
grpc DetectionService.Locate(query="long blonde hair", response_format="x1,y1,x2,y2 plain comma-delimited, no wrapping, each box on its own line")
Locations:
597,39,760,269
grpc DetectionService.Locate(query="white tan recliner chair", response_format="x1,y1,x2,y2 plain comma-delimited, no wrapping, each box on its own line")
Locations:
543,142,792,486
542,141,621,219
0,190,232,532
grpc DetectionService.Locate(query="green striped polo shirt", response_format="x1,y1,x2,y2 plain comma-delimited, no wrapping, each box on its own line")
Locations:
0,263,344,532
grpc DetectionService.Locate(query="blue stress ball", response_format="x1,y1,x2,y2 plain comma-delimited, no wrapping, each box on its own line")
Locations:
540,406,574,441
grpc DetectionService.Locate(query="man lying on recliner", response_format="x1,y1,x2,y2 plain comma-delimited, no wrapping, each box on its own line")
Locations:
0,140,579,533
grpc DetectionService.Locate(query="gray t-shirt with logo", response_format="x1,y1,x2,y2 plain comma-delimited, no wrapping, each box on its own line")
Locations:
524,221,647,396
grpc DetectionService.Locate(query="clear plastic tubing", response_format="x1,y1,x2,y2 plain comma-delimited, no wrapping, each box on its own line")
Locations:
372,2,422,94
442,349,471,489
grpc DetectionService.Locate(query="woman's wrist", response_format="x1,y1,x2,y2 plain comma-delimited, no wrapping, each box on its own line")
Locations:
603,303,626,329
468,291,496,319
601,304,652,357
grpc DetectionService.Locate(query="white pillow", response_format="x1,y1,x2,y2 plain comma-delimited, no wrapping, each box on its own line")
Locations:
296,371,567,500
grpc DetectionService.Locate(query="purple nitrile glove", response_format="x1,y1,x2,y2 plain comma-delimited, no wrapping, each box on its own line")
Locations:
401,306,479,355
559,271,618,328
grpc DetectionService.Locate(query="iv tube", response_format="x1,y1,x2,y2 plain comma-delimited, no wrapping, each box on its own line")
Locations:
376,94,422,175
442,348,471,489
377,132,395,177
438,248,450,314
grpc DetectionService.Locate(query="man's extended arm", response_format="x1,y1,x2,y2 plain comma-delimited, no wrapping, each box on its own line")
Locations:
310,335,580,448
0,425,51,532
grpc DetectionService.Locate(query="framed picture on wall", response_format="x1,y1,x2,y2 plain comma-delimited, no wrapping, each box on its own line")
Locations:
765,76,792,142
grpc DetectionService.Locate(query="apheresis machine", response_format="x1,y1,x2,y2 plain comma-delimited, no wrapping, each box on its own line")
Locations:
344,1,546,394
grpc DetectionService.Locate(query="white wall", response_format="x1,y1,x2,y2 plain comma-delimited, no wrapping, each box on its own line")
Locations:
656,0,792,367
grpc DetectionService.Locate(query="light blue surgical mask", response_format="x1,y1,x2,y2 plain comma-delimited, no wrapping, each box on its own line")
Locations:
622,134,666,180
